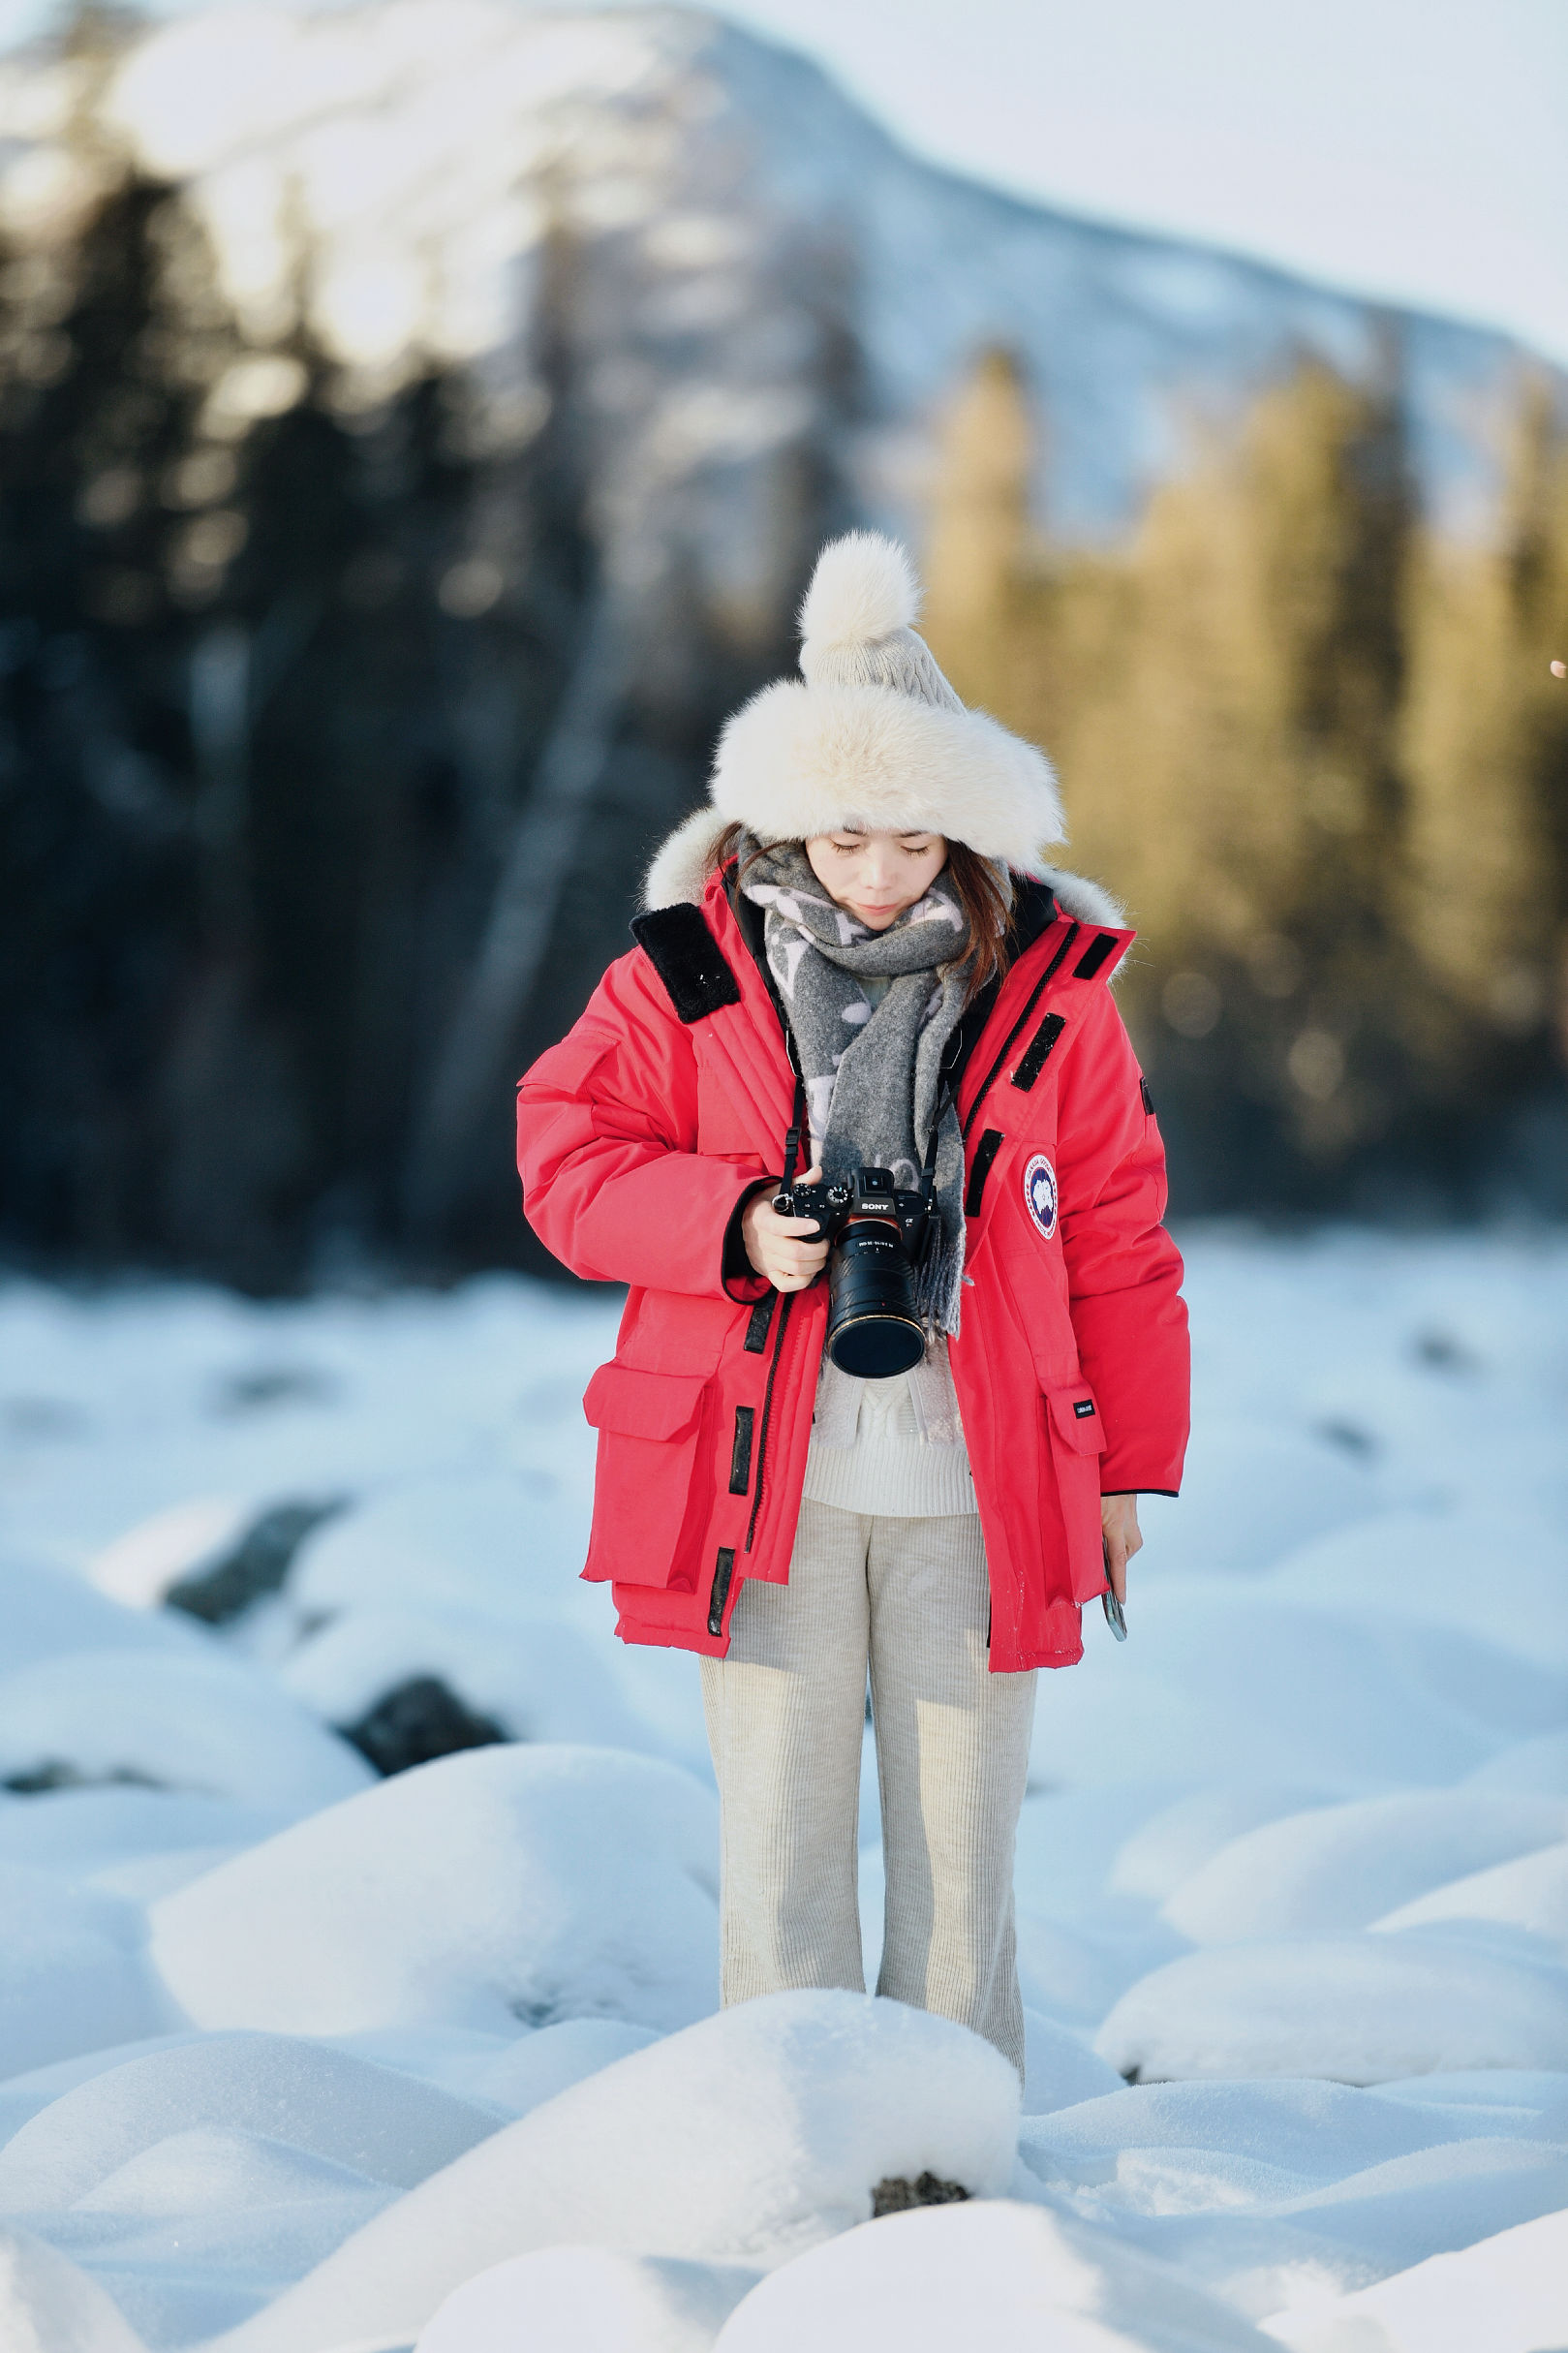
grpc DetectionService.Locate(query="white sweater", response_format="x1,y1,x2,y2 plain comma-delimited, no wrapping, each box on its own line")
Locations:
802,1333,978,1518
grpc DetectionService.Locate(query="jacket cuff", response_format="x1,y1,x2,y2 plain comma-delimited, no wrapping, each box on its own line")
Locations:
722,1178,777,1301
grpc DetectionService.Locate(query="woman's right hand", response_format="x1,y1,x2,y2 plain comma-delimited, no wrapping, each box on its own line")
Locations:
743,1163,830,1291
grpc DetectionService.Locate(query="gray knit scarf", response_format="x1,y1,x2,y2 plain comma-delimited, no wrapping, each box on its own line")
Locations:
739,837,975,1335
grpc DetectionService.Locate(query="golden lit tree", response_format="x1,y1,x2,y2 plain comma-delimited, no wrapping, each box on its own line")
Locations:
922,341,1567,1201
1399,375,1568,1095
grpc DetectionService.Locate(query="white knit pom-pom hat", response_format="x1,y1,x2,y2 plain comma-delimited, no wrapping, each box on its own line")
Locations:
642,532,1070,911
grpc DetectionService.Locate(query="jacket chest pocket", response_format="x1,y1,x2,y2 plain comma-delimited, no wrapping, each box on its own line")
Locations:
582,1363,713,1593
1044,1384,1108,1604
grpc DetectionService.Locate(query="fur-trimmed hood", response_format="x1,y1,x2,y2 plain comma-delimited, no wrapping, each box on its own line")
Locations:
642,531,1121,927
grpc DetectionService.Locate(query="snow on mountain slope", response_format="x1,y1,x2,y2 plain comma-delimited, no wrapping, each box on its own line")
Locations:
0,2,1551,542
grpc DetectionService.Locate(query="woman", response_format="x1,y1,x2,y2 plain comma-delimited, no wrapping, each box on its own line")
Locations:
518,533,1188,2075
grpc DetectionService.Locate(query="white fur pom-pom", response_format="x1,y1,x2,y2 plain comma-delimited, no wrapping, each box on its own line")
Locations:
798,532,919,651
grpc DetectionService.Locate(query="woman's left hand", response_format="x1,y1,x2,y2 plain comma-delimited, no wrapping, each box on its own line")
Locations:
1100,1495,1143,1605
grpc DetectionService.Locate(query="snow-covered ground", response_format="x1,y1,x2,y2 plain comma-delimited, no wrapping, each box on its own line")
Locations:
0,1225,1564,2352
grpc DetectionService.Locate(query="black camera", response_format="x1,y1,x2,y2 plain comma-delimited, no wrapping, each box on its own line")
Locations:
772,1165,931,1378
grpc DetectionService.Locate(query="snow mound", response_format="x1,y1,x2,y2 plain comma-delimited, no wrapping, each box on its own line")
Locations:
1161,1793,1568,1940
0,1651,374,1812
200,1991,1020,2353
416,2246,758,2353
1013,1780,1192,1920
1140,2137,1568,2312
1022,2010,1124,2114
1019,2074,1568,2285
1265,1507,1568,1667
0,2031,501,2208
710,2198,1277,2352
28,2128,399,2348
319,2026,522,2107
0,1788,288,1879
468,2019,660,2117
87,1497,256,1609
1372,1840,1568,1945
1015,1910,1186,2031
1095,1936,1568,2083
0,1558,206,1670
1261,1505,1568,1667
90,1846,249,1903
1110,1785,1337,1905
1018,2074,1537,2194
0,1863,175,2079
1135,1423,1379,1576
1372,2067,1568,2122
1262,2204,1568,2353
279,1603,654,1752
0,2224,147,2353
1464,1728,1568,1794
1028,1589,1530,1792
1019,2076,1568,2310
287,1474,588,1622
149,1746,720,2037
0,2036,209,2146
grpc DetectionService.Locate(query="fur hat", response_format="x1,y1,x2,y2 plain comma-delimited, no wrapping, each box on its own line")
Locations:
643,532,1080,912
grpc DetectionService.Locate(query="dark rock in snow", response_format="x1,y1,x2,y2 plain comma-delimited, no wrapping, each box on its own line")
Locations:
209,1364,341,1414
340,1677,508,1778
1412,1328,1483,1375
166,1499,348,1625
3,1760,168,1794
871,2172,971,2217
1314,1419,1379,1460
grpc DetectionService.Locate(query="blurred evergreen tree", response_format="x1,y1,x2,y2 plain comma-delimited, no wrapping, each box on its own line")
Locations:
0,170,221,1265
0,157,593,1282
0,140,854,1282
1399,378,1568,1095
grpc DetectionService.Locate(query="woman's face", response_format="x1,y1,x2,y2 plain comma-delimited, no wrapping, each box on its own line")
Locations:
804,828,948,930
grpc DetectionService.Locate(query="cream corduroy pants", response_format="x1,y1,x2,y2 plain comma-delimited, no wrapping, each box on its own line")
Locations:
698,1498,1036,2075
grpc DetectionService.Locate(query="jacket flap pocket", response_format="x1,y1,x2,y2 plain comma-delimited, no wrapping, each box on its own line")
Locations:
583,1363,707,1442
1047,1386,1106,1454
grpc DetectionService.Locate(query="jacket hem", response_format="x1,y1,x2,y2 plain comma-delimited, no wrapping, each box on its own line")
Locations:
614,1610,731,1658
611,1606,1082,1674
994,1639,1085,1672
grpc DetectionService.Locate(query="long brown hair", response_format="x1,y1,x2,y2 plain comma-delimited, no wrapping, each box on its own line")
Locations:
711,823,1016,1004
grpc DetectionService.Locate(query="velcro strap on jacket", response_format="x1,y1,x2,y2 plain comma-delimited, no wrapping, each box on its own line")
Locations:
630,905,743,1023
1011,1011,1066,1091
1072,932,1121,981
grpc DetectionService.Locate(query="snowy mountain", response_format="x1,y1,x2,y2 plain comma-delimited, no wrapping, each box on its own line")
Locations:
0,1,1550,542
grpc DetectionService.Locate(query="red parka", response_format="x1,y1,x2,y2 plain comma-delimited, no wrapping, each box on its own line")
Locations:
517,868,1188,1672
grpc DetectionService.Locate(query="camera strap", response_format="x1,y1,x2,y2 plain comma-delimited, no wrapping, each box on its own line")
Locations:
781,1077,808,1191
919,1091,945,1212
910,1090,947,1265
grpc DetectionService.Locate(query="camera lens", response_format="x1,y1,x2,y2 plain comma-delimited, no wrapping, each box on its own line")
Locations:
825,1221,925,1378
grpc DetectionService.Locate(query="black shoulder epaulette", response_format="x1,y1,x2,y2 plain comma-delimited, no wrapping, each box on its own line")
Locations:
1072,931,1122,980
630,904,743,1024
